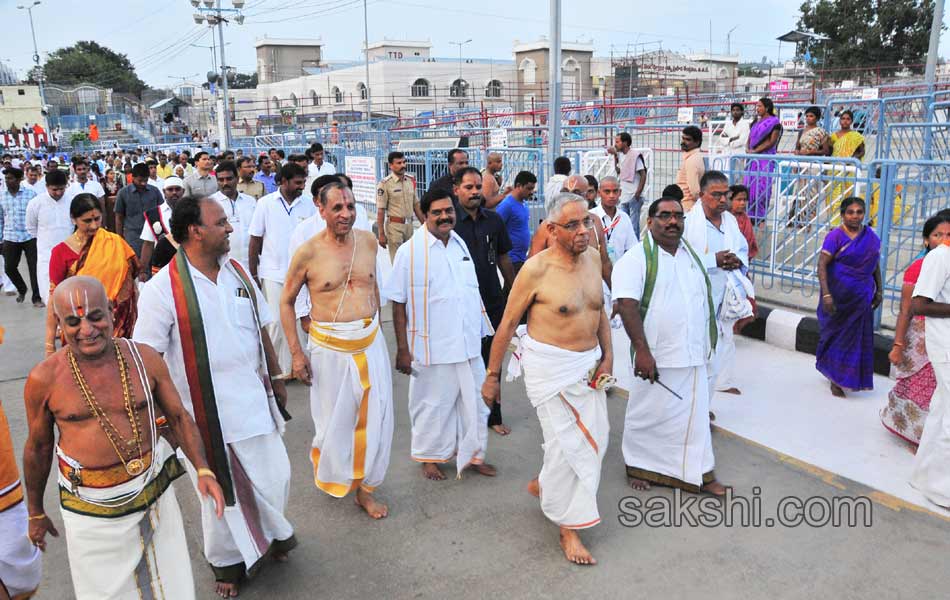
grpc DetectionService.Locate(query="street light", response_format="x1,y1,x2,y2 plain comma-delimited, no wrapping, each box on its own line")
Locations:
449,39,472,101
17,1,46,126
187,0,245,149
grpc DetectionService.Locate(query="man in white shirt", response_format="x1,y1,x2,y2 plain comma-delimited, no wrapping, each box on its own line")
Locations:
134,196,295,598
306,143,336,180
543,156,572,205
910,234,950,508
720,103,751,155
66,159,105,205
210,161,256,268
248,162,316,379
613,197,727,496
146,159,165,191
139,177,185,280
607,132,647,236
25,164,45,195
384,188,495,482
25,169,71,303
590,176,637,264
683,171,750,401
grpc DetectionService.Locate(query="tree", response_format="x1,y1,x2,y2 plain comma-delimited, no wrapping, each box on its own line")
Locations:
27,41,146,95
798,0,938,74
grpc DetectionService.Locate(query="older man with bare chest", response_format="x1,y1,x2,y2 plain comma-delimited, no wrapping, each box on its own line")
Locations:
22,276,224,600
281,183,393,519
483,193,613,566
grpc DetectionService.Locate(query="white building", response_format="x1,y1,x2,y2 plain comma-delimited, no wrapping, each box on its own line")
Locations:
253,39,516,124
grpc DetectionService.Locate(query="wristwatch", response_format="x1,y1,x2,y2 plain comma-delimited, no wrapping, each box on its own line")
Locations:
486,368,500,380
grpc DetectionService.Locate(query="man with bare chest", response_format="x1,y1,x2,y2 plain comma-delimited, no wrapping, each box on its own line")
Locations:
528,174,613,287
281,182,394,519
483,193,613,566
22,276,224,600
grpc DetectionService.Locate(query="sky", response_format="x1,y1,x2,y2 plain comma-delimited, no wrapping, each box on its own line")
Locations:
2,0,949,89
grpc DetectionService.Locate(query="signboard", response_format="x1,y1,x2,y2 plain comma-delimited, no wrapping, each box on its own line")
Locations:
780,108,800,131
344,155,378,210
489,128,508,148
677,107,694,124
861,87,880,100
665,87,675,97
768,80,790,92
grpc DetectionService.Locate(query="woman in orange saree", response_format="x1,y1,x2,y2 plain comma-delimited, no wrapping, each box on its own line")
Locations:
44,193,138,356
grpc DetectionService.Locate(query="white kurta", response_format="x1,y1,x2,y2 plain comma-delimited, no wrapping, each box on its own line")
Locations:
211,191,257,267
308,316,394,495
25,191,73,302
911,244,950,507
383,227,492,472
248,191,316,376
613,234,716,489
683,204,751,399
513,332,608,529
0,499,42,597
133,257,294,576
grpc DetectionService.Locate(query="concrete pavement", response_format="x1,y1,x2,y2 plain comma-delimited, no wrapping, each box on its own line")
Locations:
1,286,949,599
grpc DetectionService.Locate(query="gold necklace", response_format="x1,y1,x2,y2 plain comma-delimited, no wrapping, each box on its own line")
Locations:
66,341,146,476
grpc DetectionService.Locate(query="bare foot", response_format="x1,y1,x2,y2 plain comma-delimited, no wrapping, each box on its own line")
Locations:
527,478,541,498
702,480,728,497
709,411,716,421
272,550,289,562
559,528,596,566
628,477,652,491
491,423,512,436
719,387,741,395
830,383,846,398
215,581,239,598
471,463,497,477
421,463,446,480
355,487,389,519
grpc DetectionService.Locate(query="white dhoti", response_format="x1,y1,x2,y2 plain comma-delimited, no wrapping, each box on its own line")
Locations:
0,496,42,598
911,361,950,507
181,430,296,581
57,439,196,600
517,333,608,529
261,278,292,377
0,255,12,294
623,364,715,492
714,321,737,392
409,357,489,473
308,315,394,495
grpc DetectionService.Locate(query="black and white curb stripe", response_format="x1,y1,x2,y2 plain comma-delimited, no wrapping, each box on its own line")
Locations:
738,306,894,377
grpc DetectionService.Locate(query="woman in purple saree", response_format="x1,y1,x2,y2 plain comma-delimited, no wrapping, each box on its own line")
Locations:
816,197,883,397
744,98,783,223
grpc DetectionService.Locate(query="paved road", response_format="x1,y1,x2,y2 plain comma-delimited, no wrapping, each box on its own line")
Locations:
1,287,948,599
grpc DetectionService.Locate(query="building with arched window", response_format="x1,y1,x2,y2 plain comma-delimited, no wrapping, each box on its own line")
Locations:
411,78,430,97
485,79,503,98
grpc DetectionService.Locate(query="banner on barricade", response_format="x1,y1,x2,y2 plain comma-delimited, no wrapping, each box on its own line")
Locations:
780,109,800,131
677,107,694,124
344,155,378,209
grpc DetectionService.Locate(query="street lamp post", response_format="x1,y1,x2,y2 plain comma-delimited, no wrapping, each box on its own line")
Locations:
17,1,47,127
191,0,244,149
450,39,472,106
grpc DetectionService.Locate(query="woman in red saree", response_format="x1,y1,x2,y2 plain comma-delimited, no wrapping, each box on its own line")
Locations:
44,193,139,356
882,214,950,444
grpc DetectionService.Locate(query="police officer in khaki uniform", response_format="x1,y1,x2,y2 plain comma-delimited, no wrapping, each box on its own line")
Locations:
376,151,423,261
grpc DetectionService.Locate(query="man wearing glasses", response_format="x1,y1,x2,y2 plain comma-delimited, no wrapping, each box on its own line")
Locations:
613,196,728,497
528,174,612,287
483,193,613,566
683,171,751,402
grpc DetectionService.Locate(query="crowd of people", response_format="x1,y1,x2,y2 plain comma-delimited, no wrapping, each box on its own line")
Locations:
0,117,949,599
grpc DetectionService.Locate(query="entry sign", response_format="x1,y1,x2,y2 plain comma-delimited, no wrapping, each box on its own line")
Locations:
780,109,800,130
861,87,880,100
677,107,694,124
490,128,508,148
